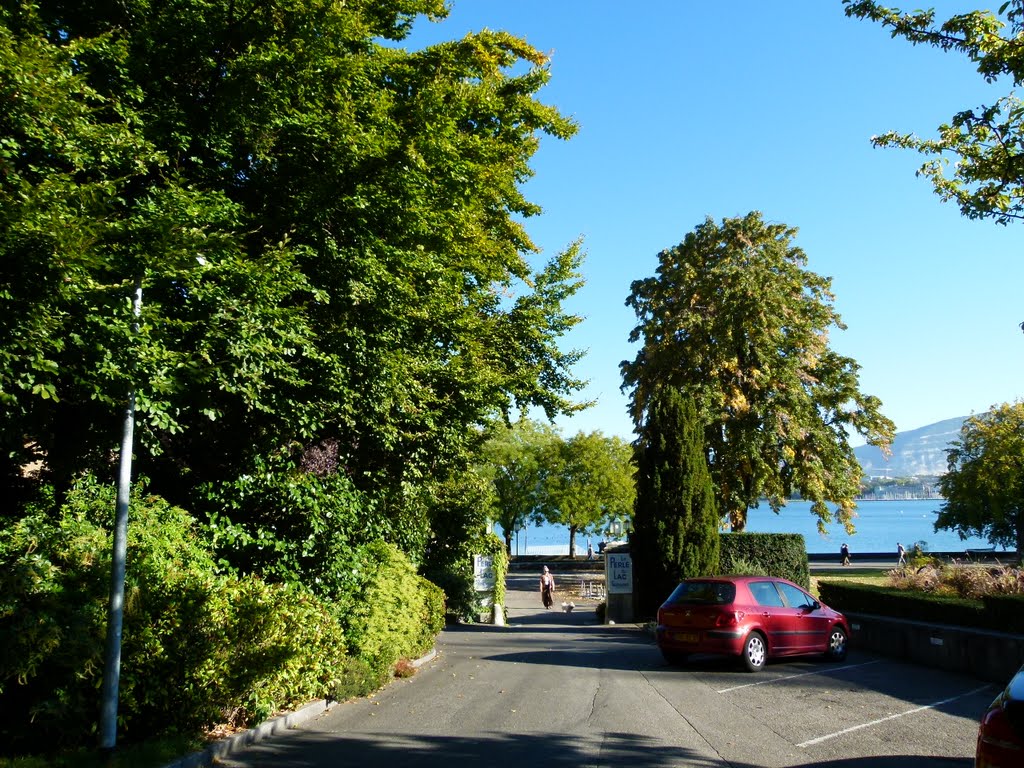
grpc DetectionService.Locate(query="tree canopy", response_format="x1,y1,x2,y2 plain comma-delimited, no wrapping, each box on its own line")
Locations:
541,430,635,557
0,1,588,558
937,402,1024,556
621,212,895,533
478,421,635,556
476,418,560,554
844,1,1024,224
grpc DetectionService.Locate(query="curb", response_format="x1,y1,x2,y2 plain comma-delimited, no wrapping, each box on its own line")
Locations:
161,647,438,768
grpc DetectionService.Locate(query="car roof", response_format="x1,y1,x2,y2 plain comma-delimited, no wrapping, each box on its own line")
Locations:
683,575,797,585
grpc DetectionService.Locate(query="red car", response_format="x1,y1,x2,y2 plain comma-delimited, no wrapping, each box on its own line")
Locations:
976,663,1024,767
656,575,849,672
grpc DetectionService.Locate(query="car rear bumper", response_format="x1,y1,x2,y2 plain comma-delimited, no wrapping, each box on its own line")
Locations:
657,625,745,655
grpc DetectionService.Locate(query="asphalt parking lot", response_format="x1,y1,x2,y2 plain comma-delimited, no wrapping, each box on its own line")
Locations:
644,645,993,766
219,578,996,768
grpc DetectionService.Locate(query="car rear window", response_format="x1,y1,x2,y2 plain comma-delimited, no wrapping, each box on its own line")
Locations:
666,581,736,605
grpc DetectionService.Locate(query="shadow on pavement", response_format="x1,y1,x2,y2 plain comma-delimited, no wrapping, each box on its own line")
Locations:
223,728,972,768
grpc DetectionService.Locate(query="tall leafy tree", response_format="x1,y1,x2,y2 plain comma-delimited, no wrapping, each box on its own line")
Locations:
937,402,1024,557
631,386,719,619
477,418,560,554
622,212,895,533
844,1,1024,224
0,1,588,562
541,430,635,557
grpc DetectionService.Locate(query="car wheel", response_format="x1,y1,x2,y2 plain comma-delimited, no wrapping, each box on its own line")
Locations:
826,626,848,661
741,632,766,672
661,649,689,666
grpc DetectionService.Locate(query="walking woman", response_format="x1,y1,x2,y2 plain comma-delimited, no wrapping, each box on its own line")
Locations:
539,565,555,609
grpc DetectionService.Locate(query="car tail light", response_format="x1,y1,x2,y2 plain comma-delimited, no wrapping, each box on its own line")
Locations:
713,610,744,627
978,704,1024,763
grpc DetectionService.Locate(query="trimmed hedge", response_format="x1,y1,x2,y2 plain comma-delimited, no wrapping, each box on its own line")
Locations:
812,581,1020,630
719,532,810,590
982,593,1024,634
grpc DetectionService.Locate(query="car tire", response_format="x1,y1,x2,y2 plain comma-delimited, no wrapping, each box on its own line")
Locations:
661,649,689,666
825,626,848,662
741,632,766,672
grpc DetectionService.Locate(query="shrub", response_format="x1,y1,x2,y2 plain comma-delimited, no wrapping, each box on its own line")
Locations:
817,581,989,628
336,541,445,688
418,475,505,623
720,533,810,589
0,476,347,754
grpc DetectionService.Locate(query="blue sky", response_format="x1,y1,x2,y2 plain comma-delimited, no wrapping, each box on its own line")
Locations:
406,1,1024,443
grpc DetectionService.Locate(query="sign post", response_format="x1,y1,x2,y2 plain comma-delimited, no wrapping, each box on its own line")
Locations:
604,546,634,623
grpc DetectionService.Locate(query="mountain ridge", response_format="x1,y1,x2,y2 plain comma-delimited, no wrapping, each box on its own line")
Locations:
854,415,969,477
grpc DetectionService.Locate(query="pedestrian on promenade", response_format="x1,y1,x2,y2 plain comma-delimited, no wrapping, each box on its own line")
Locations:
587,538,595,560
840,542,850,566
897,542,906,566
540,565,555,609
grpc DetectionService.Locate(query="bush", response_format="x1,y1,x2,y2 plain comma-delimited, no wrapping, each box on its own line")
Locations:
336,541,445,687
0,476,347,754
982,593,1024,634
719,533,810,589
418,475,506,623
817,581,990,628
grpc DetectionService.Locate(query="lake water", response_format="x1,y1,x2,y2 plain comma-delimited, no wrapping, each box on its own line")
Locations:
497,499,1006,556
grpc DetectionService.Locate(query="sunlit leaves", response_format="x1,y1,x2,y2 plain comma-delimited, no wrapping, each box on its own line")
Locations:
937,401,1024,554
846,1,1024,223
622,212,895,532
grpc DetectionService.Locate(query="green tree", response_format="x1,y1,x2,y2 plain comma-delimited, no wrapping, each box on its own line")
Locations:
622,212,895,533
844,1,1024,224
477,418,560,554
541,431,635,557
631,386,719,619
1,2,588,566
937,402,1024,557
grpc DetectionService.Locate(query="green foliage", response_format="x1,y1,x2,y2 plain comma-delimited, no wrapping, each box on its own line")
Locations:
476,417,560,553
337,541,445,687
982,593,1024,632
845,1,1024,224
719,533,811,590
632,386,720,618
540,430,636,556
817,581,1000,629
1,0,589,559
198,453,421,596
418,474,506,622
936,402,1024,556
622,212,895,534
0,476,346,754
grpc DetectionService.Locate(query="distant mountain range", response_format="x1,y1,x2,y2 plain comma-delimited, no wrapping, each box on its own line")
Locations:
854,416,968,478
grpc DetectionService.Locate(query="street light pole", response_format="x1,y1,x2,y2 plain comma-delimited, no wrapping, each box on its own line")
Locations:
99,277,142,753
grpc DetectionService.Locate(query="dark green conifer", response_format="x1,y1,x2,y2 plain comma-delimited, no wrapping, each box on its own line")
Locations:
631,385,719,618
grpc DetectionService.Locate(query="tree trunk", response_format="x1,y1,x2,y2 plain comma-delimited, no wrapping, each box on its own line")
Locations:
569,525,577,558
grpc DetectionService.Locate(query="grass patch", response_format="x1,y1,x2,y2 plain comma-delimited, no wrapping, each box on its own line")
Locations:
811,568,889,598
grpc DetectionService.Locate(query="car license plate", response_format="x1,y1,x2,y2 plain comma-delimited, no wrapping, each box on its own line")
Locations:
672,631,698,643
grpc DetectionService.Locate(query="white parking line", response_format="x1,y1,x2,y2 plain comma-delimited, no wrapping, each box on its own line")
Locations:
716,661,883,694
797,684,993,748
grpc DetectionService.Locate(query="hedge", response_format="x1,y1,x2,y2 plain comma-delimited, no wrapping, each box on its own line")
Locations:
813,581,1015,630
719,532,811,590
